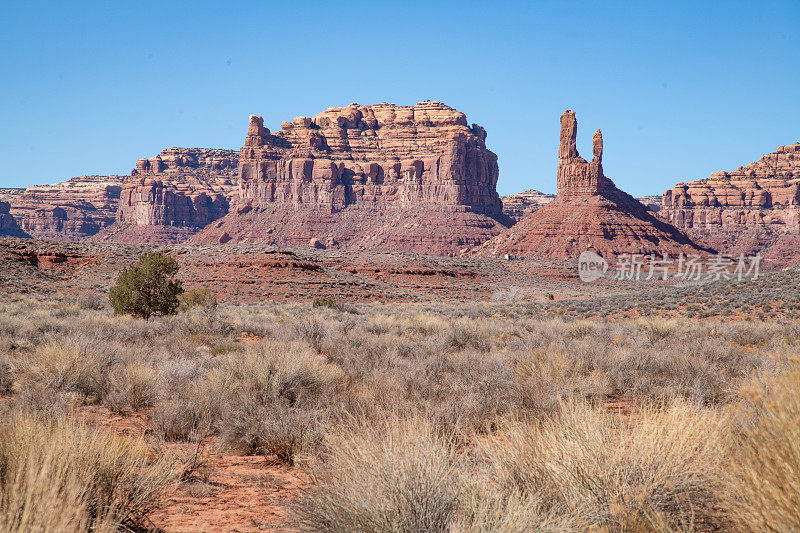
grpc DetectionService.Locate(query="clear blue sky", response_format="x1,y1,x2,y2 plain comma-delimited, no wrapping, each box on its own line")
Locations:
1,0,798,196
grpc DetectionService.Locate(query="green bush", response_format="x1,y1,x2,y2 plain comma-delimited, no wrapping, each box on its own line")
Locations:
180,287,217,312
312,297,336,309
109,253,184,320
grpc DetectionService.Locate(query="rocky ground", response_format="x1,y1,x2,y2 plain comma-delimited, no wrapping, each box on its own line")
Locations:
1,237,796,320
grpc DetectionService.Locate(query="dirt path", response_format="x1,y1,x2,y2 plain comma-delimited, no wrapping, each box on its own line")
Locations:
150,454,308,532
80,406,309,532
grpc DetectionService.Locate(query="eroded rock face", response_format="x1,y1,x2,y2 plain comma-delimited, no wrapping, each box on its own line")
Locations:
194,102,509,255
661,143,800,233
114,148,239,236
637,195,662,212
0,201,28,237
7,176,123,240
501,189,555,222
236,103,502,214
473,110,703,260
556,111,612,197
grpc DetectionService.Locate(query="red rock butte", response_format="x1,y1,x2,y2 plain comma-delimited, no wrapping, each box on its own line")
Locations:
658,142,800,266
191,102,511,255
90,148,240,243
1,176,123,241
474,110,705,260
661,142,800,232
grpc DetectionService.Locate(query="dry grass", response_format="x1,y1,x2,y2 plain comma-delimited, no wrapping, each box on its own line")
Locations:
106,362,159,412
293,415,461,533
721,361,800,531
469,401,726,531
215,340,346,462
0,413,177,531
1,294,799,530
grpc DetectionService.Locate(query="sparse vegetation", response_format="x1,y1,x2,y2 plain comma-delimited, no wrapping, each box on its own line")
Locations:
312,297,336,309
1,293,799,531
109,252,184,320
0,413,176,531
721,362,800,531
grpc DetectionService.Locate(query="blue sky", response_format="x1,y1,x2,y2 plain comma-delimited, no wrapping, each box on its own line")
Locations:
1,0,798,196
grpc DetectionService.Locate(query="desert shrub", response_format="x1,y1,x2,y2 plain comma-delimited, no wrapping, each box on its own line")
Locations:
15,341,113,406
180,287,217,311
492,286,524,302
0,413,176,531
109,252,184,320
472,400,725,531
291,316,328,352
105,362,159,413
0,356,13,395
75,293,108,311
151,393,217,442
513,348,610,414
217,341,346,462
179,287,230,333
721,362,800,530
636,317,681,344
148,362,225,442
312,297,336,309
293,416,460,533
222,399,326,464
448,318,492,353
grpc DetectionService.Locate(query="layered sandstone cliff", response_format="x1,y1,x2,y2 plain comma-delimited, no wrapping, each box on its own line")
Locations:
661,143,800,232
0,189,24,204
0,201,28,237
7,176,123,240
658,142,800,264
501,189,555,222
193,102,509,255
474,111,703,260
94,148,239,242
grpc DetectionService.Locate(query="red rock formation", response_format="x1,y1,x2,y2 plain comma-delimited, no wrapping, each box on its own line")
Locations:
0,201,28,237
473,110,704,260
193,102,509,255
103,148,239,242
661,143,800,233
0,188,24,204
659,142,800,265
7,176,123,240
637,195,662,212
501,190,556,222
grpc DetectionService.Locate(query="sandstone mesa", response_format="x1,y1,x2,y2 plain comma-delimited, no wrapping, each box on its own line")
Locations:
3,103,799,265
501,189,556,222
662,142,800,231
190,101,510,255
659,142,800,265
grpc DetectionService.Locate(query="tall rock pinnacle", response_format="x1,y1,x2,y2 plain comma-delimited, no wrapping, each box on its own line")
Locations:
556,110,608,197
593,129,603,161
558,110,579,159
473,110,705,260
